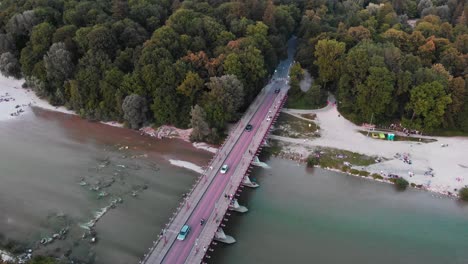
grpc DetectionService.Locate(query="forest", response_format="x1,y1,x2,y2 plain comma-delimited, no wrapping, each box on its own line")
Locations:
0,0,300,142
294,0,467,134
0,0,467,141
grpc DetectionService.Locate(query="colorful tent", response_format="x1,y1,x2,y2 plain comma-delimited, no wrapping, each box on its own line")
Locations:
387,133,395,141
379,133,386,139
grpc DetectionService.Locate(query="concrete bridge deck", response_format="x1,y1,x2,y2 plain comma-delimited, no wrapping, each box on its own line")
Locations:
142,37,296,264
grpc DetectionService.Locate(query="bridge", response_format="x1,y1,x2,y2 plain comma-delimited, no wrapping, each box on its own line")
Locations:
141,37,296,264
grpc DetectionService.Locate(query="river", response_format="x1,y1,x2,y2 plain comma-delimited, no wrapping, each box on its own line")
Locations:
210,157,468,264
1,109,468,264
0,108,212,263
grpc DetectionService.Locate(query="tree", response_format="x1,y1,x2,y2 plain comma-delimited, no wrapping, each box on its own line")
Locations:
190,104,210,142
6,10,38,36
44,42,74,104
177,71,204,106
395,177,409,190
122,94,148,129
356,67,395,122
314,39,346,89
203,75,244,129
405,81,452,130
459,187,468,202
0,52,21,78
0,33,15,54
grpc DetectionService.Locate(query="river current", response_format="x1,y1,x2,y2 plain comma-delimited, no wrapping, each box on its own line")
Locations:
1,108,468,264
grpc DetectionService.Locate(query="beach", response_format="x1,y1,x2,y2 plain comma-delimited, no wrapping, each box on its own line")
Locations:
273,96,468,197
0,75,74,121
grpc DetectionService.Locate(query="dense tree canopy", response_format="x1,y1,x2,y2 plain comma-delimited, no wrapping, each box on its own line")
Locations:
0,0,300,140
295,0,468,132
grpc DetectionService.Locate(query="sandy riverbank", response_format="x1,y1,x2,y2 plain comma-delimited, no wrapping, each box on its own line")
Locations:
0,75,74,121
273,96,468,198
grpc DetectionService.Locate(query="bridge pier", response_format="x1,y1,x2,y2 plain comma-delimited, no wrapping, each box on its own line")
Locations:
242,175,259,188
251,156,270,168
229,199,248,213
214,228,236,244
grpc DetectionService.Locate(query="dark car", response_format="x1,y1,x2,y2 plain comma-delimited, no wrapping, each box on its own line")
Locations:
274,88,280,93
245,124,253,131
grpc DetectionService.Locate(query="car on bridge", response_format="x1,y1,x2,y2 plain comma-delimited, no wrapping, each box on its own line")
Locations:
177,225,191,241
245,124,253,131
220,164,229,174
274,88,280,93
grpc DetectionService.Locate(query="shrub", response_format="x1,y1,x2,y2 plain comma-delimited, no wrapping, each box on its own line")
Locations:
459,187,468,201
349,169,360,175
359,170,370,177
306,155,319,167
395,178,409,190
371,173,383,180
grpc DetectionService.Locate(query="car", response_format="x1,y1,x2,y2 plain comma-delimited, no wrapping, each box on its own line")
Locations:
274,88,280,93
245,124,253,131
177,225,190,241
220,164,228,174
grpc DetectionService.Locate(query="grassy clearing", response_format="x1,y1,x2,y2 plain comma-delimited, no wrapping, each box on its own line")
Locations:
272,113,319,138
311,147,378,170
358,131,437,143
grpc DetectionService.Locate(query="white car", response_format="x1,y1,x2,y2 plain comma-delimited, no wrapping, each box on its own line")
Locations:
220,164,228,174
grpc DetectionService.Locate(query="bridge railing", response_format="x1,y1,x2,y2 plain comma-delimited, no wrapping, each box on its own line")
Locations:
187,89,289,263
141,81,277,263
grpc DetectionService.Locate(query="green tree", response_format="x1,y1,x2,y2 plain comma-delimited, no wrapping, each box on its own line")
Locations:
459,187,468,201
356,67,395,122
405,81,452,130
314,39,346,89
395,177,409,190
190,104,211,142
0,52,21,78
44,42,74,104
203,75,244,129
177,71,204,106
122,94,148,129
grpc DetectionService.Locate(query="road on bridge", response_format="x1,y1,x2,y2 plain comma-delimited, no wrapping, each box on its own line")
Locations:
142,37,296,264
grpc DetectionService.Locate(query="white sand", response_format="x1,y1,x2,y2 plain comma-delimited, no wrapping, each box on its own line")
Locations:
279,96,468,196
1,249,14,261
168,159,205,174
0,75,74,121
192,142,218,154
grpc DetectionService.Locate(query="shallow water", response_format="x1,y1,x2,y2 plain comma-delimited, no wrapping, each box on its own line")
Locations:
0,108,212,263
2,109,468,264
210,158,468,264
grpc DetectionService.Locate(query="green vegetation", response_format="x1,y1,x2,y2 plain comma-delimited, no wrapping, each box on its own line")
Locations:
295,0,468,134
395,178,410,191
372,173,384,180
28,256,56,264
0,0,301,143
306,155,318,167
314,147,378,169
272,112,319,138
1,0,466,139
286,62,327,109
459,187,468,202
359,170,370,177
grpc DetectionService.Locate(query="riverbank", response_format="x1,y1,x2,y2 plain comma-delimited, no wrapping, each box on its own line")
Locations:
271,96,468,199
0,75,74,121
